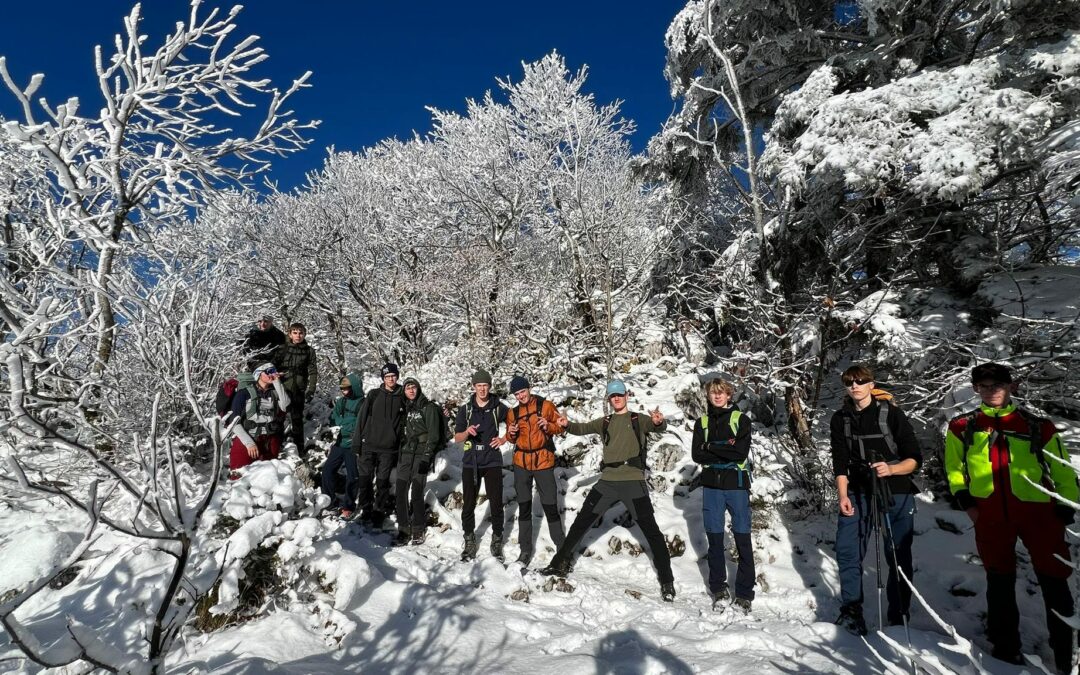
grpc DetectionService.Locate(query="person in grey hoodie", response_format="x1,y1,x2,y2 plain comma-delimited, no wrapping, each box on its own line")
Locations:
394,377,445,545
352,363,406,525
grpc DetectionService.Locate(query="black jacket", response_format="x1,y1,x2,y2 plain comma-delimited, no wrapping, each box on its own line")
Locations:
352,384,406,453
243,326,286,362
403,386,443,460
691,404,752,490
830,398,922,495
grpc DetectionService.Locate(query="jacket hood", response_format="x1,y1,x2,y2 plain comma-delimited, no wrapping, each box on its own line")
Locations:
344,372,363,398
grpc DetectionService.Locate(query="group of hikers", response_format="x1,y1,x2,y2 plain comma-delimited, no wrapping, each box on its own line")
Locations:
221,316,1078,672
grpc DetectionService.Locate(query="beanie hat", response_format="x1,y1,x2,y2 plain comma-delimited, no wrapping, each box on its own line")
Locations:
381,363,400,378
253,363,275,378
339,376,352,389
402,377,420,389
605,380,628,397
471,369,493,386
509,375,530,393
971,362,1012,384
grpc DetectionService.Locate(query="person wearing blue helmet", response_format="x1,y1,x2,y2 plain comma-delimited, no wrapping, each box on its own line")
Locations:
541,379,675,602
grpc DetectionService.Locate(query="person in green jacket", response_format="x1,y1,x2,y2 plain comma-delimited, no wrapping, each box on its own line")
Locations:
945,362,1078,670
273,322,319,456
541,379,675,602
321,373,363,518
395,377,445,545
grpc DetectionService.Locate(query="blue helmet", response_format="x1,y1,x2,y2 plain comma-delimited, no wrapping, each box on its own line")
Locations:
605,379,628,397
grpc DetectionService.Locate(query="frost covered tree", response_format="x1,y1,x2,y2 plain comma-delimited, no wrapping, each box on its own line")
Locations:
0,2,317,670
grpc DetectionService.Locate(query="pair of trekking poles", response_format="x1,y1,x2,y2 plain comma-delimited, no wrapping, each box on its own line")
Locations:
862,454,918,673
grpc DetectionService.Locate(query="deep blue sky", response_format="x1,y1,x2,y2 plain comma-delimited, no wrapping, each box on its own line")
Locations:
1,1,684,191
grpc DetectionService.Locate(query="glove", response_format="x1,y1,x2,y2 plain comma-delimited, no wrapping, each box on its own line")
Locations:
417,460,431,475
953,489,976,511
1054,503,1076,525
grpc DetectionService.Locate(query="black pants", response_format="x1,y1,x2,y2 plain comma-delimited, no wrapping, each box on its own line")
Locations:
395,453,429,531
553,480,672,584
357,448,396,517
462,466,504,538
286,396,305,451
320,444,359,511
513,466,565,553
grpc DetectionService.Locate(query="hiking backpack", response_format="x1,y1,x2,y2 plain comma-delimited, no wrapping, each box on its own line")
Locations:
601,412,647,470
216,372,255,418
700,410,752,488
508,395,557,453
842,390,899,464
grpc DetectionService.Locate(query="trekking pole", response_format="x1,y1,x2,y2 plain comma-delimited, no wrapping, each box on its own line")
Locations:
876,475,916,675
870,470,885,633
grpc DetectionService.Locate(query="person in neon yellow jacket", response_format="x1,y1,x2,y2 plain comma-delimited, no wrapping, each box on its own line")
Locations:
945,362,1078,671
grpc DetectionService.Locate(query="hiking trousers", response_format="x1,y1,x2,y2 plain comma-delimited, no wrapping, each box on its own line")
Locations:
229,433,281,471
284,395,306,452
357,447,396,518
320,444,359,511
462,465,504,539
395,453,430,531
703,487,755,601
513,466,565,555
973,498,1074,666
835,492,915,624
551,479,672,585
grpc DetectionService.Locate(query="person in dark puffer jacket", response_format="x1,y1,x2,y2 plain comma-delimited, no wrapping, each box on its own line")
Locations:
352,363,406,525
272,322,318,455
394,377,445,545
691,377,754,614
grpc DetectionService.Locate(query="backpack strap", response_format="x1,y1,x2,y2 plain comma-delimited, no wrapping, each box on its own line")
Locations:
602,412,645,470
1015,407,1052,475
878,404,898,457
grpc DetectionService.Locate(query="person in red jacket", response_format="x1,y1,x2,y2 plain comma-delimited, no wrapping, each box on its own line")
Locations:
945,362,1078,671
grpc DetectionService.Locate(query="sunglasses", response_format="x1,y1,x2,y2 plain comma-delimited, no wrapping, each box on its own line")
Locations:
261,367,278,376
975,382,1007,392
842,377,872,387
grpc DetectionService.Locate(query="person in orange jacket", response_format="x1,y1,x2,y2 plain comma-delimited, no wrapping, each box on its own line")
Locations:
505,375,566,566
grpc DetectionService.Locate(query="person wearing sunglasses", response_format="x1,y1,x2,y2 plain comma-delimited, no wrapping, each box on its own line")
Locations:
829,364,921,636
228,362,291,471
945,362,1078,670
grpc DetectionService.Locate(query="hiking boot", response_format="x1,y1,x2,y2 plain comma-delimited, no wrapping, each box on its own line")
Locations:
410,529,426,545
516,548,533,567
660,582,676,603
461,534,479,562
835,604,868,636
541,557,572,578
490,534,504,561
392,529,411,547
711,583,731,610
733,597,752,615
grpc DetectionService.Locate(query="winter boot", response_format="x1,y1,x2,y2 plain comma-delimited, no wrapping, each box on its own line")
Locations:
516,546,533,567
490,534,504,562
541,556,572,578
461,534,479,562
711,583,731,611
392,528,411,547
733,597,752,615
660,582,676,603
410,529,426,546
835,603,868,636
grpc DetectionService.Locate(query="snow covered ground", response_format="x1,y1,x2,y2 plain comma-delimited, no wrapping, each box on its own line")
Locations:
1,361,1073,674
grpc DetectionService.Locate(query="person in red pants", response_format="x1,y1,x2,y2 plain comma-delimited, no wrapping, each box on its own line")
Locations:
229,363,290,471
945,362,1078,672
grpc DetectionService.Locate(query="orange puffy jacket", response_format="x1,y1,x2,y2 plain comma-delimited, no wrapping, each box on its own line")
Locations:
507,396,560,471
